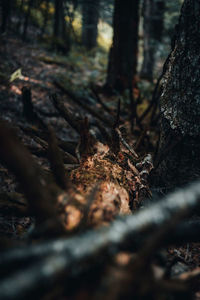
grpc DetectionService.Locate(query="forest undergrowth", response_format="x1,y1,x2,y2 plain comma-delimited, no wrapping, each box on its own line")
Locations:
0,32,200,299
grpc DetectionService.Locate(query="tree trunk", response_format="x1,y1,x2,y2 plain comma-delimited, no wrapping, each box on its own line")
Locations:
140,0,165,81
16,0,25,33
154,0,200,189
40,0,50,38
81,0,100,49
54,0,63,37
1,0,11,33
22,0,34,40
53,0,71,53
106,0,139,92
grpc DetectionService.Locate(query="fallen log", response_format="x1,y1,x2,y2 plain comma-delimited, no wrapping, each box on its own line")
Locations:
0,108,147,234
0,181,200,299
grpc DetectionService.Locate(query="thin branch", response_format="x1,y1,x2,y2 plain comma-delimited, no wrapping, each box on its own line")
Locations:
54,81,113,126
0,181,200,298
90,85,113,116
51,94,81,134
0,120,63,230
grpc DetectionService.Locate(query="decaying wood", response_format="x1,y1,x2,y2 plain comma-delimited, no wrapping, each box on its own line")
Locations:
0,94,149,233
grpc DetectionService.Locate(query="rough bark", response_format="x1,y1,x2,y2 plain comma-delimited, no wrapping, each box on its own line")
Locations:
106,0,139,92
140,0,165,81
154,0,200,189
81,0,100,49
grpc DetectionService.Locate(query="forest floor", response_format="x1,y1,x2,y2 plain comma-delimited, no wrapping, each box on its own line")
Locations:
0,35,200,299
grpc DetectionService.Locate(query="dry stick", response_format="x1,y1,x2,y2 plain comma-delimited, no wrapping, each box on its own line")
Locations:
135,125,148,151
111,99,121,154
91,86,126,130
20,125,77,156
95,119,112,145
138,74,162,123
33,135,77,165
47,126,69,190
90,85,114,116
54,81,114,126
35,108,59,118
1,180,200,299
111,100,138,158
129,84,137,133
51,94,97,159
52,90,136,158
51,94,81,134
79,117,96,157
116,128,138,158
0,120,63,230
52,95,95,161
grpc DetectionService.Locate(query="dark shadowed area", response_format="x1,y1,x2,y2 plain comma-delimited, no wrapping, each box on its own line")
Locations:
0,0,200,299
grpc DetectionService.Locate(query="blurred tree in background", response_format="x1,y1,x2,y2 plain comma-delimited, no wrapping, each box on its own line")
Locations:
0,0,11,33
81,0,100,49
106,0,139,92
140,0,165,82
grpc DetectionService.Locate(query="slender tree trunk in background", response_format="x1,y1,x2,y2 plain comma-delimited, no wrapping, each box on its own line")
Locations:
53,0,71,54
1,0,11,33
54,0,63,37
153,0,200,189
81,0,100,49
61,1,71,52
106,0,139,92
16,0,25,33
140,0,165,81
22,0,34,40
40,0,50,37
